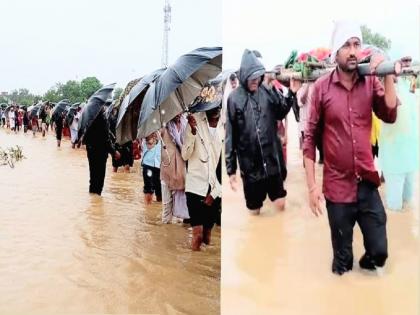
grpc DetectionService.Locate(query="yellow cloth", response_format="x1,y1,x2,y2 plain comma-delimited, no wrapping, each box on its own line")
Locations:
371,112,381,145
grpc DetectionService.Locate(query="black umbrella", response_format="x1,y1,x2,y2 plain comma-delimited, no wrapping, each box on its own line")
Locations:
137,47,222,138
116,68,164,144
65,102,81,126
51,99,71,122
28,103,42,119
77,83,116,142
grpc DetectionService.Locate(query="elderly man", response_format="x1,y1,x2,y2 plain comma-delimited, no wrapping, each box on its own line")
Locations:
225,49,299,215
182,99,223,251
303,21,399,275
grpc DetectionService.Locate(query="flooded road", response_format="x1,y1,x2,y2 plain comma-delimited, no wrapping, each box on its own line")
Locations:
0,129,220,315
221,117,419,315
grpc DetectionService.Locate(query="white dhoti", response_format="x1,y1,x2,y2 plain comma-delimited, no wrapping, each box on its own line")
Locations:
70,128,78,144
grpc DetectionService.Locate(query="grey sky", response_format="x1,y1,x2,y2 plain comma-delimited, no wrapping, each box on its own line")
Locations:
0,0,222,95
223,0,420,71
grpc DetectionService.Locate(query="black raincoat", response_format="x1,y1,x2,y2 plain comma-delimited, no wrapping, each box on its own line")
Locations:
225,49,297,183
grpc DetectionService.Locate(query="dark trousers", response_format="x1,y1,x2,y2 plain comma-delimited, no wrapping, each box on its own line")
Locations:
142,165,162,198
56,124,63,140
186,192,221,229
87,147,108,195
326,181,388,274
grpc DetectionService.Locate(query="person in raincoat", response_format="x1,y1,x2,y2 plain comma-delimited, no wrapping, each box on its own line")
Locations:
82,107,121,195
54,110,65,147
379,70,419,211
225,49,299,215
182,98,223,251
141,133,162,204
160,114,189,224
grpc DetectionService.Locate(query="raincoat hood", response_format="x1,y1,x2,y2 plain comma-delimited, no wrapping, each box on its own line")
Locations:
238,49,265,90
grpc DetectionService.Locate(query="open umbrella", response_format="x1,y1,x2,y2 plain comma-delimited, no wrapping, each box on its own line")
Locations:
77,83,116,142
188,83,223,114
137,47,222,138
65,102,81,126
116,68,164,144
28,103,42,119
51,99,71,122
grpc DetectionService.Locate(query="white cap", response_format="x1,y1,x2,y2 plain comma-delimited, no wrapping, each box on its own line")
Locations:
330,20,362,63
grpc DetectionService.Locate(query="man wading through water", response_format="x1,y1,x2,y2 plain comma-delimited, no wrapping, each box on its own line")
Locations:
225,49,299,215
303,21,399,275
182,98,222,251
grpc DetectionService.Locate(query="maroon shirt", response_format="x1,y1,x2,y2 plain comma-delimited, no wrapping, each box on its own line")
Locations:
303,69,397,203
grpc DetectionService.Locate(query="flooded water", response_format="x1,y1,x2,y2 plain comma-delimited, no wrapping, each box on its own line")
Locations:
0,128,220,315
221,117,419,315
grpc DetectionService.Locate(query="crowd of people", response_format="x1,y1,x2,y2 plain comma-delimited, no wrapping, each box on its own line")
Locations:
1,95,223,252
1,20,418,261
224,21,419,276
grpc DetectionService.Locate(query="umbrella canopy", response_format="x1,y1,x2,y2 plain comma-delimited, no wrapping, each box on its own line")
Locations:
51,99,71,122
28,103,42,119
137,47,222,138
77,83,116,142
188,84,223,114
116,68,164,144
65,102,81,126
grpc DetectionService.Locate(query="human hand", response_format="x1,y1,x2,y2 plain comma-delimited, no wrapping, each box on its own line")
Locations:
203,194,214,207
187,114,197,135
229,174,239,192
308,185,323,217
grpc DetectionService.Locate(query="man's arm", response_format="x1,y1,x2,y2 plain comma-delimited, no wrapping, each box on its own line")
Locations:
372,76,398,123
303,82,323,216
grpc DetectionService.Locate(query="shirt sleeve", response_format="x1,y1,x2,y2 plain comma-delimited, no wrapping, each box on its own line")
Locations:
303,82,321,162
181,123,196,161
372,77,397,123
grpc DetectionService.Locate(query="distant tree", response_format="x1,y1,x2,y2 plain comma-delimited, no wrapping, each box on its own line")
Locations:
80,76,102,100
61,80,83,103
8,88,40,106
361,25,391,51
113,87,123,100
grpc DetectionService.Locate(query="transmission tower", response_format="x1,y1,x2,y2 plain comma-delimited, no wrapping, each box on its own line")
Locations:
161,0,171,68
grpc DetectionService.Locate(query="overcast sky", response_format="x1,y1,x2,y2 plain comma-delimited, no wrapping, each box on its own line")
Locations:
0,0,222,95
223,0,420,71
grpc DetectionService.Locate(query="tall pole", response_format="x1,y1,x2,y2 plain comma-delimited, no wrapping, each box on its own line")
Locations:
161,0,171,68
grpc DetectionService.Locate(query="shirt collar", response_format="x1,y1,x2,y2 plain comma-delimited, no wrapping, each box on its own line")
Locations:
331,67,365,86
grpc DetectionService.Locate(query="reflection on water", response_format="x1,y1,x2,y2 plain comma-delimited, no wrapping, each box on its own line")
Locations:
0,129,220,315
221,118,419,315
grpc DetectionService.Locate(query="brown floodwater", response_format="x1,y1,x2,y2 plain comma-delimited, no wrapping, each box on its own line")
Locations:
221,117,419,315
0,128,220,315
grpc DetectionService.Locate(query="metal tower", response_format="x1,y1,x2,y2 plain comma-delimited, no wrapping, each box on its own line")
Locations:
161,0,171,68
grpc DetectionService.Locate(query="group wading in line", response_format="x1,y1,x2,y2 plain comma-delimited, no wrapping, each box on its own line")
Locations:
1,47,223,252
1,19,418,267
224,20,419,276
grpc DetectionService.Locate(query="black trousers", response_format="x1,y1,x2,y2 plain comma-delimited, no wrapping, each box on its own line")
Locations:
142,165,162,198
243,175,287,210
87,147,108,195
326,181,388,274
56,124,63,140
186,192,221,229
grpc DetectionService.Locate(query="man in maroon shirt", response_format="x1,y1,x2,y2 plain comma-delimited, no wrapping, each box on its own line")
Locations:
303,21,399,275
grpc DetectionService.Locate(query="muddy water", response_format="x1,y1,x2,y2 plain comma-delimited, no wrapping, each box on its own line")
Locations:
221,117,419,315
0,129,220,315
